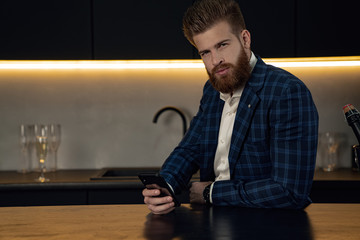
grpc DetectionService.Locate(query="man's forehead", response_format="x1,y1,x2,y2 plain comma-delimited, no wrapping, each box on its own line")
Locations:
193,21,235,50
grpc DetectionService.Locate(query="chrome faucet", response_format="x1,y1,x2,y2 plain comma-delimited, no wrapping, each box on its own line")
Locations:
153,106,187,136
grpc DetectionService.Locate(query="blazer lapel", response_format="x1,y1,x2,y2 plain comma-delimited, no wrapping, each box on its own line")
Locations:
228,88,259,177
228,57,267,178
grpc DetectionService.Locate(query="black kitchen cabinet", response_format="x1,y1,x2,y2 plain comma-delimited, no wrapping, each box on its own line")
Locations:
0,189,87,207
1,169,359,207
238,0,296,58
88,189,143,205
92,0,194,60
296,0,360,57
0,0,92,60
0,0,358,60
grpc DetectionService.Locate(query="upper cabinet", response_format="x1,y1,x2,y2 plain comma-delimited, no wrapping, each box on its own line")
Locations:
0,0,358,60
92,0,194,59
0,0,92,60
239,0,296,58
296,0,360,57
239,0,360,58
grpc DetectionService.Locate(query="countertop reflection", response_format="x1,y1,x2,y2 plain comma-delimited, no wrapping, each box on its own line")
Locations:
144,204,312,240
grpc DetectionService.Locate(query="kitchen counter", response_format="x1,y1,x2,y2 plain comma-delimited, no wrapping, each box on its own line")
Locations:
1,168,358,185
1,203,359,240
0,168,359,206
313,168,360,181
0,169,142,189
0,169,148,206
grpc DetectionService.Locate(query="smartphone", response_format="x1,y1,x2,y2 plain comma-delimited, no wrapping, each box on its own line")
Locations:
138,172,180,207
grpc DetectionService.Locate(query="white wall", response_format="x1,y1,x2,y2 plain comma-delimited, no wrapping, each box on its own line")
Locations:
0,62,359,170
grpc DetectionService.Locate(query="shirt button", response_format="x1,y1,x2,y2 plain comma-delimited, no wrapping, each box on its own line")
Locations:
221,160,225,164
220,139,225,144
218,176,223,180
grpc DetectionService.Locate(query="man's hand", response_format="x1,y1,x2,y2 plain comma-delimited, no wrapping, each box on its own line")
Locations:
142,188,175,215
189,181,213,204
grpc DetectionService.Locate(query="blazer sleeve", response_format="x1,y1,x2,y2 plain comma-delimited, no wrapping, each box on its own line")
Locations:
211,80,319,209
160,82,213,193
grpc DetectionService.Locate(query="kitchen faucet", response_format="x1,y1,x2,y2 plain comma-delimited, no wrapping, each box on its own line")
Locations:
153,106,187,136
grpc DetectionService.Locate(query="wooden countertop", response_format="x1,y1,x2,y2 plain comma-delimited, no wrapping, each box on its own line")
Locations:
0,203,359,240
314,168,360,181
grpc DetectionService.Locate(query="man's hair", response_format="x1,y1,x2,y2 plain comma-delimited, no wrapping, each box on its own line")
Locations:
183,0,246,46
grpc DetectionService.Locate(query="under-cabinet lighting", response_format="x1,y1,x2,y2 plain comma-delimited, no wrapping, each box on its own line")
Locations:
266,56,360,68
0,60,205,70
0,56,359,69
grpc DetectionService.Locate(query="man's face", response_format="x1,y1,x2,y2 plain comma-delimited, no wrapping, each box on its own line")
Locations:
193,21,251,93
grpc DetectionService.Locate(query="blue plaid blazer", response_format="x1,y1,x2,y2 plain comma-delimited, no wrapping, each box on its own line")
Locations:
160,56,319,209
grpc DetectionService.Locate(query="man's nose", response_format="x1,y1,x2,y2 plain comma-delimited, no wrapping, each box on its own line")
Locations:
211,51,224,66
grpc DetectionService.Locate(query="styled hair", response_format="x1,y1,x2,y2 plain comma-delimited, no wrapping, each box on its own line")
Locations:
183,0,246,46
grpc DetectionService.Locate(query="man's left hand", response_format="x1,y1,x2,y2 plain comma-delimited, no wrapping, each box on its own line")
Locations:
189,181,213,204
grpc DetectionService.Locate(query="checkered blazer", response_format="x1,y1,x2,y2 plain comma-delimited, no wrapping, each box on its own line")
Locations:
160,56,319,209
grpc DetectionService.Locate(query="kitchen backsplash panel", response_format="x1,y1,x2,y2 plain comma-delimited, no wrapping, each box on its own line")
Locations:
0,63,359,170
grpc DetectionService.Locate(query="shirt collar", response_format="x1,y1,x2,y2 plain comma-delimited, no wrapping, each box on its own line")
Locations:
249,51,257,72
220,51,257,101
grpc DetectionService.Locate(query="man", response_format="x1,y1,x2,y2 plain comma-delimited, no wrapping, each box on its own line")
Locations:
143,0,318,214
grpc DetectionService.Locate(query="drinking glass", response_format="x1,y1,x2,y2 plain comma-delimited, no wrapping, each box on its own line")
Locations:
18,124,31,173
48,124,61,171
27,125,39,172
35,125,49,182
320,132,340,171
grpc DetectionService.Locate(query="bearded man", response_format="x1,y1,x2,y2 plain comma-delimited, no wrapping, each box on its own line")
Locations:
142,0,319,214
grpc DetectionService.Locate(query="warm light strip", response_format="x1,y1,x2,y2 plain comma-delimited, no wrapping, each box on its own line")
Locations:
267,60,360,68
265,56,360,67
0,56,359,69
0,60,205,70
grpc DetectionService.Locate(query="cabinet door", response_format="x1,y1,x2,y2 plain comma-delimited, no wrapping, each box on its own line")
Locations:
93,0,194,59
238,0,296,58
297,0,360,57
0,190,88,207
88,189,144,204
0,0,92,60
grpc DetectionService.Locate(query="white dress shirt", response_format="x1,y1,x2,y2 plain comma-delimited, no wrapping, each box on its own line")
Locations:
209,52,257,202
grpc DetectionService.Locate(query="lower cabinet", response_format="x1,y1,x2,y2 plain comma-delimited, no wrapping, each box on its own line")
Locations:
1,181,359,207
310,181,360,203
88,189,144,205
0,189,88,207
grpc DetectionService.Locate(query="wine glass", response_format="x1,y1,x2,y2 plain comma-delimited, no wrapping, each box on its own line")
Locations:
35,124,49,182
321,132,340,172
48,124,61,171
18,124,31,173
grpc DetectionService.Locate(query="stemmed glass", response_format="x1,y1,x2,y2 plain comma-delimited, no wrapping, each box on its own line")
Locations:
49,124,61,171
19,124,32,173
322,132,340,172
35,125,49,182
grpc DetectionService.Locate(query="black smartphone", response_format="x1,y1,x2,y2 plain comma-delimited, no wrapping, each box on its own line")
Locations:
138,172,181,207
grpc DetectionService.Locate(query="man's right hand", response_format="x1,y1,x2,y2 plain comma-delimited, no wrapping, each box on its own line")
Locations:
142,188,175,215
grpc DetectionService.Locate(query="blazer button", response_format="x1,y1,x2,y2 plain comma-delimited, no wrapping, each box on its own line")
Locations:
248,104,251,108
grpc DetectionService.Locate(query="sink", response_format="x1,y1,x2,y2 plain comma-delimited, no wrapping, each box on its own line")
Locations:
90,167,160,180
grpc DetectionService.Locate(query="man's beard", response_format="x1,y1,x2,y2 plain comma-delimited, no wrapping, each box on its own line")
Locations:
207,50,251,94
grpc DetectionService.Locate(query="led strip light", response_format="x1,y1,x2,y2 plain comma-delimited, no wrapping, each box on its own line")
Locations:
0,57,359,69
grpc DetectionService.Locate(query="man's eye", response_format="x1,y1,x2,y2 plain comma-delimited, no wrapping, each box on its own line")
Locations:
200,52,209,57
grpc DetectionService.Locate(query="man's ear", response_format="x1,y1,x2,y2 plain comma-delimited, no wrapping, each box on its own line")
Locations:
240,30,251,50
